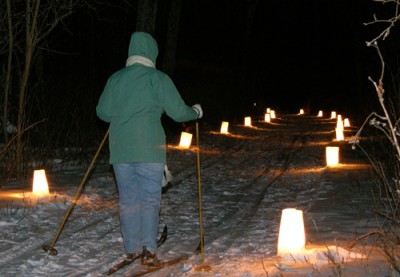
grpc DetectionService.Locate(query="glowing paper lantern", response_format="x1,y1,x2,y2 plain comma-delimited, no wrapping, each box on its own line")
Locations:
277,208,305,256
244,117,252,126
335,128,344,141
270,110,276,119
317,110,323,117
32,169,50,197
179,132,192,148
331,111,336,119
344,118,350,127
299,109,304,115
326,146,339,166
266,108,271,113
337,118,344,129
264,113,271,122
220,121,229,134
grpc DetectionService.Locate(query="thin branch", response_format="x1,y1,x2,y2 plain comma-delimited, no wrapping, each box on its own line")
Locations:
365,0,400,44
347,230,385,249
0,118,47,156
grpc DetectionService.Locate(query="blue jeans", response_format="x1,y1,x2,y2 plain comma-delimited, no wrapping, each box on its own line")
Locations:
113,163,164,254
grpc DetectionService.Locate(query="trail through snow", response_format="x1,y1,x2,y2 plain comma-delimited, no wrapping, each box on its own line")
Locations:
0,114,396,276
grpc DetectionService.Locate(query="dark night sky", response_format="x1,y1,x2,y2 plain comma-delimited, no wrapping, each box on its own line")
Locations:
49,0,396,124
170,0,396,122
173,0,382,121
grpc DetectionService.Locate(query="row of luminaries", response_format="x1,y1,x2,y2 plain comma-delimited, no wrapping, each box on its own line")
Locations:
29,108,349,258
179,108,348,167
177,108,350,257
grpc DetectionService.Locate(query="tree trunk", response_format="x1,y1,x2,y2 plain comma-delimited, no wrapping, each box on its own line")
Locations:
136,0,158,34
3,0,93,177
2,0,13,143
160,0,182,76
15,0,39,176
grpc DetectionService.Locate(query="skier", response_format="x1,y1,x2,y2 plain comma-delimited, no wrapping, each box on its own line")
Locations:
96,31,203,265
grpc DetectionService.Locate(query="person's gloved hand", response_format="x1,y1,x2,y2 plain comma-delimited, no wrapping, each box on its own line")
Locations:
192,104,203,119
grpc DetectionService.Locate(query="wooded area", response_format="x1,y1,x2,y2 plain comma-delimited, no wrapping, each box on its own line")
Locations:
0,0,260,179
0,0,170,177
2,0,400,272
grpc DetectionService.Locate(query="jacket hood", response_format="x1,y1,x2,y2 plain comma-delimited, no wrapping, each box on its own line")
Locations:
128,32,158,66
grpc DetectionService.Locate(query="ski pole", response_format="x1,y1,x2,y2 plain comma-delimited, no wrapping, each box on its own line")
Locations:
194,121,211,271
42,128,110,256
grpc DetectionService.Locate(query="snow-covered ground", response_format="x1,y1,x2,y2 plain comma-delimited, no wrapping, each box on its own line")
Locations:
0,113,397,276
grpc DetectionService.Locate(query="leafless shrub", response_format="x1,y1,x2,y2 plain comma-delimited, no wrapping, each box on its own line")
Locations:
350,0,400,272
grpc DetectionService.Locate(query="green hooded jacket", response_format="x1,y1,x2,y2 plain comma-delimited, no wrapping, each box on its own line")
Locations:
96,32,198,164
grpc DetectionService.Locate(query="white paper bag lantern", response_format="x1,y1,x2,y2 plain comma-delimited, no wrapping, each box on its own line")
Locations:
264,113,271,122
266,107,271,113
244,116,252,126
337,118,344,129
317,110,323,117
179,132,192,148
220,121,229,134
32,169,50,197
270,110,276,119
344,118,350,127
331,111,336,119
335,128,344,141
326,146,339,166
299,109,304,115
277,208,305,256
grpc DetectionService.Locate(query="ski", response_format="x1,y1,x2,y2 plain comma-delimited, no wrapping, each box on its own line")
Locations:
129,240,201,277
105,256,140,275
104,225,168,275
130,256,189,277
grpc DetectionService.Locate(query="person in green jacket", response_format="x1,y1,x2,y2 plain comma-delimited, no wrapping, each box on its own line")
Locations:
96,31,202,264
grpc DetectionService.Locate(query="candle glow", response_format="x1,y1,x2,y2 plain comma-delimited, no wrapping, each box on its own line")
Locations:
244,117,252,126
179,132,193,148
326,146,339,166
220,121,229,134
277,208,306,256
32,169,50,197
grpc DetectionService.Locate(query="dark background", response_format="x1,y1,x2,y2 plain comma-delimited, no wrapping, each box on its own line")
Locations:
42,0,398,134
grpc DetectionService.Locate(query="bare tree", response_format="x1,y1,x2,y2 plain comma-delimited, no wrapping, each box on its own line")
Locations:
0,0,96,176
0,0,189,177
350,0,400,271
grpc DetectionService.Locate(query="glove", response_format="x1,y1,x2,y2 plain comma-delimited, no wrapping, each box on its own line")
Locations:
192,104,203,119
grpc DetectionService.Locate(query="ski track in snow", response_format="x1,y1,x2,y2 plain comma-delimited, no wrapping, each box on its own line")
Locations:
0,114,396,276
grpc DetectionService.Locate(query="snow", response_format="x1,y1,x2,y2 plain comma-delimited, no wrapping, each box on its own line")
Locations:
0,113,397,276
